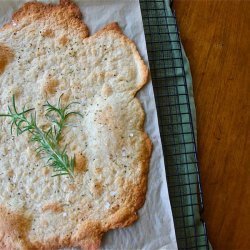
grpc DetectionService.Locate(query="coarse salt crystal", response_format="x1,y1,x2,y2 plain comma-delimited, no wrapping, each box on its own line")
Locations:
122,147,126,157
110,191,117,196
129,133,134,137
63,212,67,217
81,100,87,105
104,202,110,209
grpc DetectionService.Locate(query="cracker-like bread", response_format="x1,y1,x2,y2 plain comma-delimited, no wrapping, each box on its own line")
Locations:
0,0,152,249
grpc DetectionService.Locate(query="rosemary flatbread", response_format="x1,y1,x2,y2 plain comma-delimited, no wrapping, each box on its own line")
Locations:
0,0,151,249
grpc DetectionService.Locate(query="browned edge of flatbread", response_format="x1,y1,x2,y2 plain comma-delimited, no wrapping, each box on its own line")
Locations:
0,0,89,39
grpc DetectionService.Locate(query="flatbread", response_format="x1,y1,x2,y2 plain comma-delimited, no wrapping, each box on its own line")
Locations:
0,0,152,249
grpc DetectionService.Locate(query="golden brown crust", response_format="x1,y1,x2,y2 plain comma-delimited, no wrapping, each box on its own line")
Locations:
72,221,103,250
41,29,55,38
0,43,14,75
58,35,69,46
94,22,123,36
0,206,32,250
75,152,87,173
43,78,59,96
42,202,64,213
0,2,152,250
1,0,88,38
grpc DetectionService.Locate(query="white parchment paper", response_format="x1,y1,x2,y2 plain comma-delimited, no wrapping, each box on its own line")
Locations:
0,0,177,249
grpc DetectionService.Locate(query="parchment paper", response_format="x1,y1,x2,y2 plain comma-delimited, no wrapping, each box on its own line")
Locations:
0,0,177,249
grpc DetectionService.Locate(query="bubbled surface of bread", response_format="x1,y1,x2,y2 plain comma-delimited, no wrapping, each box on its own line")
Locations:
0,0,151,249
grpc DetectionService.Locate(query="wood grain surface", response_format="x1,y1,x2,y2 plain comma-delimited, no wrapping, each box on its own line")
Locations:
173,0,250,249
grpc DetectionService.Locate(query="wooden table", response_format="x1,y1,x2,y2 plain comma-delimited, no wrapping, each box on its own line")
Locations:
173,1,250,249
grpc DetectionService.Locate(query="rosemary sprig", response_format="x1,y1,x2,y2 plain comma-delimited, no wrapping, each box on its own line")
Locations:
44,97,81,142
0,95,81,178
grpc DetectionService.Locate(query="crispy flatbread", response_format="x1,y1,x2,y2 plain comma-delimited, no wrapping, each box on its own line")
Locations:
0,0,152,249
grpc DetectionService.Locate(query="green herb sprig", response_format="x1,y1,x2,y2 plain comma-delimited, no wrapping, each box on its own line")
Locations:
0,95,82,178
